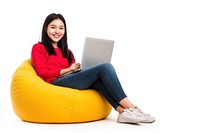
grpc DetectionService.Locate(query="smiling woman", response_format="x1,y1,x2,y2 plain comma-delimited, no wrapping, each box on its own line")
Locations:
47,18,65,48
29,13,156,124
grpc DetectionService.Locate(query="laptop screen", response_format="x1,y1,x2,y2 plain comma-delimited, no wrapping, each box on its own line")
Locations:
80,37,114,69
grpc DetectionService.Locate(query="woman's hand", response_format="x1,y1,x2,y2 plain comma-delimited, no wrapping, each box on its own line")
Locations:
60,63,81,76
70,63,81,71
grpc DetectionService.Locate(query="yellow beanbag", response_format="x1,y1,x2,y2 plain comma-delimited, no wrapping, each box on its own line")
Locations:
10,59,112,123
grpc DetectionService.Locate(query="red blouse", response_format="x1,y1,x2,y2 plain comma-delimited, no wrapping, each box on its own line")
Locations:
31,43,76,83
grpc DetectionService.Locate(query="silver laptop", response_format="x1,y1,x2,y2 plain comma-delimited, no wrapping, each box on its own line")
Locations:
80,37,114,69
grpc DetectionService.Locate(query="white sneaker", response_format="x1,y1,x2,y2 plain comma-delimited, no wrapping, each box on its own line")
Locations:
117,107,156,124
134,106,156,123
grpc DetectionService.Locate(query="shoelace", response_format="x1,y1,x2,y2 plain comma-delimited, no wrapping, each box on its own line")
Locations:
125,106,150,116
127,107,145,117
135,106,150,116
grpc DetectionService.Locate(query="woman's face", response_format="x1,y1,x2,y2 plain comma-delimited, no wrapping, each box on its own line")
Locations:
47,18,65,47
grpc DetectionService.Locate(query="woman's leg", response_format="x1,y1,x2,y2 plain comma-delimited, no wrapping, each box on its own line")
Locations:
91,80,137,113
53,63,156,123
53,63,134,111
90,79,121,109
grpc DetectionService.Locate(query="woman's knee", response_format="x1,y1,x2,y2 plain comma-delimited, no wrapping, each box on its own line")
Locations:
99,63,114,70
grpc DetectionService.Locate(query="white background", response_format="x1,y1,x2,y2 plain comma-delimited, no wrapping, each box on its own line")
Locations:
0,0,200,132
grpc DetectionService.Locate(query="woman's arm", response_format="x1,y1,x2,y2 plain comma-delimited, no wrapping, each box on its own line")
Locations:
31,44,61,80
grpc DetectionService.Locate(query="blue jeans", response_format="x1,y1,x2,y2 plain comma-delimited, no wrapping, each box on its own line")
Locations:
52,63,127,109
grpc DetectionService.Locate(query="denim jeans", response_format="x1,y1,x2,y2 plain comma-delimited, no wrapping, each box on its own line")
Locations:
52,63,127,109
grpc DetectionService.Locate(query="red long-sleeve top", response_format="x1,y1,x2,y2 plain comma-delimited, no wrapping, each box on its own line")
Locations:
31,43,76,83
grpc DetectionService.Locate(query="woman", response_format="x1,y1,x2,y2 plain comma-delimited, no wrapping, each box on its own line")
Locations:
31,13,156,124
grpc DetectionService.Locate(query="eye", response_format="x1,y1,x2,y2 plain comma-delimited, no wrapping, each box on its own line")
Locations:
60,27,64,30
50,26,56,29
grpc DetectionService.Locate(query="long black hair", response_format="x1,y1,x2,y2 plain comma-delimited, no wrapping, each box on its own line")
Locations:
40,13,72,64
